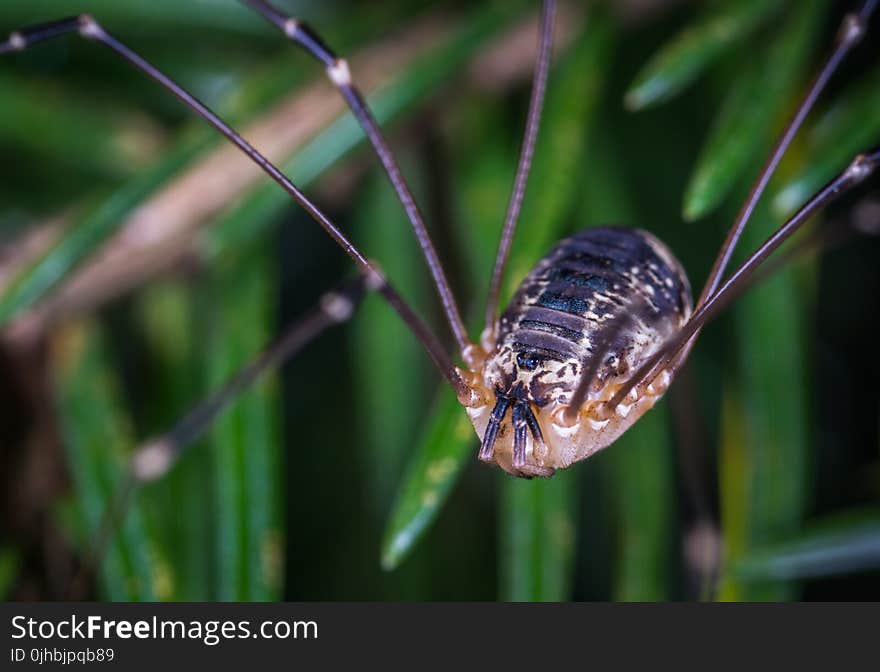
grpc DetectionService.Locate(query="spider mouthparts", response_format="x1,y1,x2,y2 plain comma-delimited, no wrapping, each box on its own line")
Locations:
512,402,529,468
478,392,548,475
478,395,510,461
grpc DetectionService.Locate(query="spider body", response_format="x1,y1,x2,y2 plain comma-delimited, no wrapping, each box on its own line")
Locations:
3,5,873,488
1,0,877,601
463,226,692,477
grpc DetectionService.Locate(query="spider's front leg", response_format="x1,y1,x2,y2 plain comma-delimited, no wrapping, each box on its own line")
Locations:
0,13,467,398
242,0,474,358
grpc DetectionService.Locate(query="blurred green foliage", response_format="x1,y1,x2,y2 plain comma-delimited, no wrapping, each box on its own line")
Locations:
1,0,878,601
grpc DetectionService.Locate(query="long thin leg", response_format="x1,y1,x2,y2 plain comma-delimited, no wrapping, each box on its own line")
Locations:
133,273,371,482
0,15,472,401
696,0,876,306
607,149,879,411
565,194,876,421
483,0,556,337
738,203,877,292
241,0,472,357
67,273,371,598
669,1,877,377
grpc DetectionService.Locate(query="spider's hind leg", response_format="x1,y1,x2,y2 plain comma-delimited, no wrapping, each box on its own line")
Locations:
74,272,373,597
606,0,880,410
613,149,880,408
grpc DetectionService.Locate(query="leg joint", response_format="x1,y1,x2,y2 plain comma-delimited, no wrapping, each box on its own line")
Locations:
77,14,106,40
838,12,866,47
7,31,26,51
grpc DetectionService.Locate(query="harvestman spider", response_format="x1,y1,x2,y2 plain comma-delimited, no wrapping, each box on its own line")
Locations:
1,0,878,562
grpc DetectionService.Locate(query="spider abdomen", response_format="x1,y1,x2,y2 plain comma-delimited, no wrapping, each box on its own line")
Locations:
498,226,692,390
467,226,692,476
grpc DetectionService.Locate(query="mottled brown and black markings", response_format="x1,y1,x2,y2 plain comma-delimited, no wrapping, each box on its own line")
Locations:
467,228,692,477
494,227,691,403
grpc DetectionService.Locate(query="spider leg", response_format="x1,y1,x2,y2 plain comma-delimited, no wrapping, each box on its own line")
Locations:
564,295,653,423
608,149,880,410
131,273,371,484
735,200,880,294
483,0,556,337
606,0,879,410
242,0,473,356
675,0,878,370
698,0,877,305
69,272,372,597
581,207,876,421
0,15,470,400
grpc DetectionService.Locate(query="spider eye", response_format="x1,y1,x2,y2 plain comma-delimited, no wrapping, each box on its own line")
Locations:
516,351,544,371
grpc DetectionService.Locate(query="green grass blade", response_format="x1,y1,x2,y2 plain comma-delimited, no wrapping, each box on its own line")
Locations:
0,71,158,179
624,0,785,111
52,320,159,600
610,403,675,601
0,0,271,36
773,65,880,217
733,509,880,581
716,378,749,601
0,131,212,326
380,388,474,571
351,174,430,515
500,473,577,601
134,279,211,600
203,242,281,601
717,199,812,601
683,0,829,221
0,3,406,325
